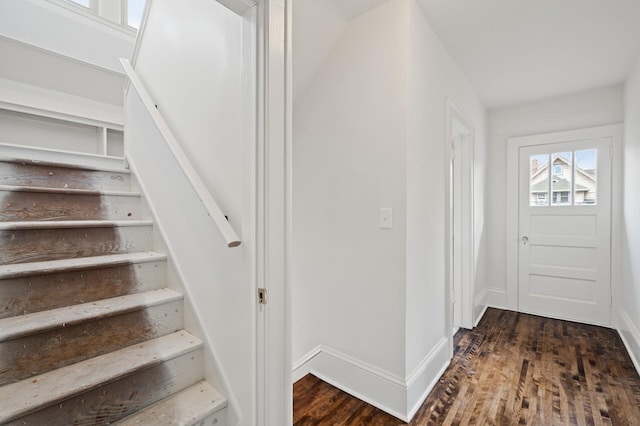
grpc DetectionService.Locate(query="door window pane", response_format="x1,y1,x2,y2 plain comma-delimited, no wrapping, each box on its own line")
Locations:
574,149,597,205
530,154,549,206
551,152,572,205
127,0,146,29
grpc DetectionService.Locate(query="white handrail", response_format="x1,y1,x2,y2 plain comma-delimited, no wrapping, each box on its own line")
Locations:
120,58,241,248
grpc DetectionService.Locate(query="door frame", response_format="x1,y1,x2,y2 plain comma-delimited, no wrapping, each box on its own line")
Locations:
255,0,292,424
505,124,623,320
445,100,475,343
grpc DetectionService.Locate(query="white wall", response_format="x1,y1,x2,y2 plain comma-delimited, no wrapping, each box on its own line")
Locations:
486,85,624,308
621,56,640,370
293,0,408,379
293,0,488,420
0,37,126,106
125,0,253,424
405,0,487,414
0,0,132,106
0,0,134,74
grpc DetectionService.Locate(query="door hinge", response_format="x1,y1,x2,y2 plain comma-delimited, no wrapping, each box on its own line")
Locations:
258,288,267,305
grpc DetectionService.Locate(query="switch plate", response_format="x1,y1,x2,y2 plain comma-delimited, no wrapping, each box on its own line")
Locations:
379,208,392,229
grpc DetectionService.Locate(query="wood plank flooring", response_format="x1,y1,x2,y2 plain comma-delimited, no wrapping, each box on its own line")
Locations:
293,308,640,425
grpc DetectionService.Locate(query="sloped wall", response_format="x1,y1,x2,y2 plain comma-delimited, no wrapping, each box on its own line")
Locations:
293,0,408,377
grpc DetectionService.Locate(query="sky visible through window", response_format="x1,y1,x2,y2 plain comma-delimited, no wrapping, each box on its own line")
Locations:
128,0,146,29
70,0,91,7
575,149,596,171
545,150,597,171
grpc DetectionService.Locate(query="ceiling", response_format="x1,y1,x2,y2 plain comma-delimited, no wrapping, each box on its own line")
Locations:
416,0,640,108
295,0,640,109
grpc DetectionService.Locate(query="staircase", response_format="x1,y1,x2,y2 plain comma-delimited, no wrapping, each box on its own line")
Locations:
0,158,227,425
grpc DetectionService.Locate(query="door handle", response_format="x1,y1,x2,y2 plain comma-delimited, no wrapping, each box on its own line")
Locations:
522,236,529,245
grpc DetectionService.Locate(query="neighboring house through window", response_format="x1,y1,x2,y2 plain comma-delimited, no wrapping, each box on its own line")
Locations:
529,151,597,206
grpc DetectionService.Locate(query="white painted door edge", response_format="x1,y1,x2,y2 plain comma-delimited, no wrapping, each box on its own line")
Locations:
445,99,476,349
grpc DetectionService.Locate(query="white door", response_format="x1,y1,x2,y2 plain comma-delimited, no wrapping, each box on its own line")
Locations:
518,138,612,326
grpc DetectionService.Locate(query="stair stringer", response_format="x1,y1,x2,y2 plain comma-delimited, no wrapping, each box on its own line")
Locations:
126,156,246,425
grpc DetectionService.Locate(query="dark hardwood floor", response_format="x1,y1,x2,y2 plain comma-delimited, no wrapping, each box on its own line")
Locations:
293,308,640,425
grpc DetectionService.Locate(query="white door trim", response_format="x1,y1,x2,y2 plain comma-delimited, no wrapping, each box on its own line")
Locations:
506,124,623,316
445,100,475,343
255,0,291,424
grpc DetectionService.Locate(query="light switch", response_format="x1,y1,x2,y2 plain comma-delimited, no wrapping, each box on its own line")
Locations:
379,208,392,229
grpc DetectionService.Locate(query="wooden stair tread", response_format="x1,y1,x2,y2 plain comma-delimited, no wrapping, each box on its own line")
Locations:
0,251,167,279
0,157,225,423
0,288,183,342
0,219,153,230
0,331,203,424
0,184,140,196
115,381,227,425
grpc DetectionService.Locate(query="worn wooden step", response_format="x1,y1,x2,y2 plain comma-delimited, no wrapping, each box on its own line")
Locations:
0,220,153,265
0,331,204,425
0,219,153,231
0,288,184,385
0,287,182,341
0,185,147,222
0,252,167,319
0,159,131,191
115,381,227,426
0,251,166,279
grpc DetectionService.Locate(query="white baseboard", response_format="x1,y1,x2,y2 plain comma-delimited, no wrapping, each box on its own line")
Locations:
484,287,507,309
292,346,321,383
617,308,640,376
406,337,450,420
292,340,450,422
474,288,488,326
474,304,488,327
305,346,407,421
473,287,506,326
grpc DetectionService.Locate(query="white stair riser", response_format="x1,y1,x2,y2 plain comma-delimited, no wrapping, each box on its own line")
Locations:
5,348,204,426
0,162,131,191
0,225,153,265
0,190,148,222
0,259,166,319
